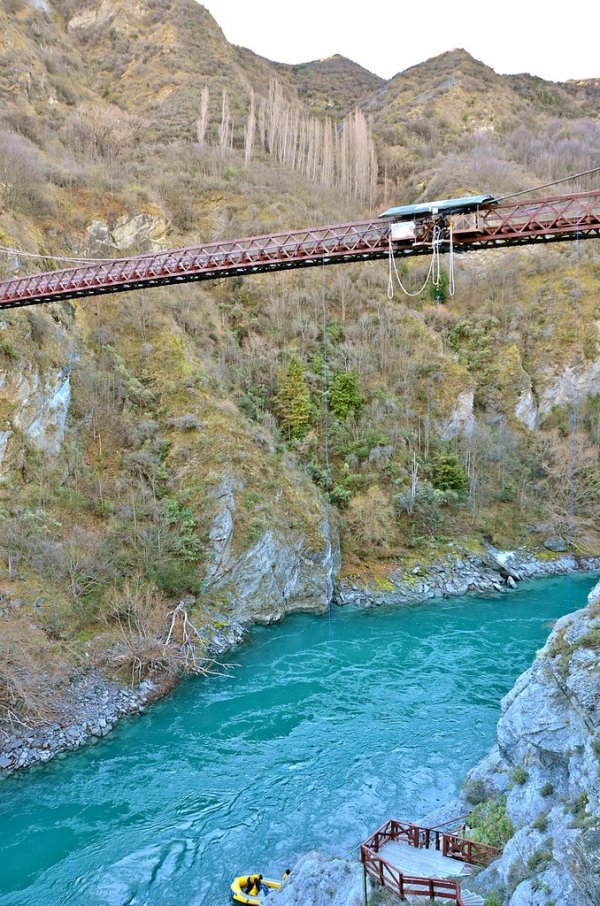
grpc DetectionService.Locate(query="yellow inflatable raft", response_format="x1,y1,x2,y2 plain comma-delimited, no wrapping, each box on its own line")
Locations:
231,874,282,904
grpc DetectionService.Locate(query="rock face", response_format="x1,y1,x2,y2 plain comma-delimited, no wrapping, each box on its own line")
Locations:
514,387,537,431
0,361,73,472
269,852,364,906
86,213,168,253
466,579,600,905
441,389,475,440
11,366,72,454
537,360,600,418
205,476,338,624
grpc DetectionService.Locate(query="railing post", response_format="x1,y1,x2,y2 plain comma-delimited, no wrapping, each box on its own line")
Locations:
362,863,368,906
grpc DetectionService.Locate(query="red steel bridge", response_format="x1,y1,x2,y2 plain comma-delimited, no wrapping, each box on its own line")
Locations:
1,190,599,311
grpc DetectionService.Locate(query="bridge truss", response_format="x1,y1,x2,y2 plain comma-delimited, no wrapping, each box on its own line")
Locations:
0,190,599,311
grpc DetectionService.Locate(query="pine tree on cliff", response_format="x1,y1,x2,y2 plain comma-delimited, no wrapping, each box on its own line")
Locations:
275,356,312,439
330,371,363,420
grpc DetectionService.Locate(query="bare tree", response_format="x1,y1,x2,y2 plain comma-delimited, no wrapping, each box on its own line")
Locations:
219,88,231,151
244,88,256,167
196,85,209,146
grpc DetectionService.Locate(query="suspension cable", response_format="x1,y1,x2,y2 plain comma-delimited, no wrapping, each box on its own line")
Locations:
0,244,117,265
493,164,600,203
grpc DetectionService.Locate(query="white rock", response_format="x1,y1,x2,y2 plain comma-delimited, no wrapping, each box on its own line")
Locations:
12,368,71,454
537,360,600,417
514,388,537,430
441,389,475,440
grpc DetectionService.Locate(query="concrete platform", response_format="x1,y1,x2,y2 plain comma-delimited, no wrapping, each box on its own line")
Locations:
379,840,472,879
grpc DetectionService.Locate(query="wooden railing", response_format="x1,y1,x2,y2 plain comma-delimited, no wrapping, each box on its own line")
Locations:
361,817,499,903
442,831,498,867
363,818,498,866
361,846,465,905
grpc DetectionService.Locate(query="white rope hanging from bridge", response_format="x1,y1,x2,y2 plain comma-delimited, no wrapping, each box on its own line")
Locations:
387,223,455,300
387,232,435,299
447,222,455,297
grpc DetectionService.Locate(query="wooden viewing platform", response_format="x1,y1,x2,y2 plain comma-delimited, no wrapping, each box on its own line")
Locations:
360,818,498,905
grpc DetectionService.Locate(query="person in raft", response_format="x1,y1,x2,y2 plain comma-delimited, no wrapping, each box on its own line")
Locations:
243,874,264,895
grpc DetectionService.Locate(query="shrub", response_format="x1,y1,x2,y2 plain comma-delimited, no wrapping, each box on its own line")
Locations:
462,775,488,805
510,766,528,785
466,794,514,849
527,845,553,873
484,893,503,906
0,622,60,725
540,782,554,797
532,815,548,833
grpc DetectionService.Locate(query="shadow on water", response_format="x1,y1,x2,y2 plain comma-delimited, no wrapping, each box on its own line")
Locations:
0,573,596,906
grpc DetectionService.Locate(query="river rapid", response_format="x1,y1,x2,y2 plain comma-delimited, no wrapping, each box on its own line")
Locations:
0,574,596,906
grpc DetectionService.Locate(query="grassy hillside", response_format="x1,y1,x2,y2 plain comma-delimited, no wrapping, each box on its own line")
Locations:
1,0,600,721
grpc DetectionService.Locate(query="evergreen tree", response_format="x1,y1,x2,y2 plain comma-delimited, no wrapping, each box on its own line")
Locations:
330,371,363,420
274,356,312,439
431,451,468,492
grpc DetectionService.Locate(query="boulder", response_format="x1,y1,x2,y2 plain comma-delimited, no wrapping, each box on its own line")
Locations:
269,852,363,906
543,536,568,553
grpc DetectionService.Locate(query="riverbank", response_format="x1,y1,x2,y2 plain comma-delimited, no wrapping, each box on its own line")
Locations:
1,547,599,778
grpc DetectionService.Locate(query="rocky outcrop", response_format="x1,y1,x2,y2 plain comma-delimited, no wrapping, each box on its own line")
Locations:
0,362,73,472
205,475,338,624
465,579,600,905
537,360,600,418
269,852,364,906
11,366,71,454
441,389,475,440
514,388,537,431
86,213,168,254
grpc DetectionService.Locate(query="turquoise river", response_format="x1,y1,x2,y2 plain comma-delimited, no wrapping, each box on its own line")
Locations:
0,574,596,906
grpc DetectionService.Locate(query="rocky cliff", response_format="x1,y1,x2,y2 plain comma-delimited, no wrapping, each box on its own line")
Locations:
463,579,600,905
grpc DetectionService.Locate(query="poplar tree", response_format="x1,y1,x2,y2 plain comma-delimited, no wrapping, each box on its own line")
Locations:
196,86,209,146
244,88,255,167
274,356,312,439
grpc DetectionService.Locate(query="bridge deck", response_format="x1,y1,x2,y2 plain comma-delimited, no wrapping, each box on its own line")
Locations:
379,840,472,879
